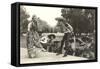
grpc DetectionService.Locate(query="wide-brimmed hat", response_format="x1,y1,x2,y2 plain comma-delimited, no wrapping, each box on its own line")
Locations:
32,15,37,20
55,17,66,22
48,34,56,39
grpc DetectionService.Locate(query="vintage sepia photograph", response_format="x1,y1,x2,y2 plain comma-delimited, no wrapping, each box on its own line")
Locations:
20,4,97,64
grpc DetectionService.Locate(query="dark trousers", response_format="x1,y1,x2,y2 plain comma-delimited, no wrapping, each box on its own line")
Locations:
57,33,70,54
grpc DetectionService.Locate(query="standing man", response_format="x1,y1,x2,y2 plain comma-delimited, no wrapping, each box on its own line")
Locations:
27,15,45,58
55,17,73,57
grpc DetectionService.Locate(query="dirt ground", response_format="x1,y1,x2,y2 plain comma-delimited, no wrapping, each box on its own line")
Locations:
20,48,87,64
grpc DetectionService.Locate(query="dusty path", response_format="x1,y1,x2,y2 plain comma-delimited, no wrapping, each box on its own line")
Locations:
20,48,87,64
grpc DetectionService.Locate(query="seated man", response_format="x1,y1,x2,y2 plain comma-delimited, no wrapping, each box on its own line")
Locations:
47,34,56,52
40,34,56,52
81,37,95,59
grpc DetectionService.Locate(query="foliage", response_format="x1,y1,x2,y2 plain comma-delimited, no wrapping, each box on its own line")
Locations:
37,18,52,33
20,6,30,34
55,8,95,33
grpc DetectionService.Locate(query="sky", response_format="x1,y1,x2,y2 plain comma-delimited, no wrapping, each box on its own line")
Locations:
21,5,62,27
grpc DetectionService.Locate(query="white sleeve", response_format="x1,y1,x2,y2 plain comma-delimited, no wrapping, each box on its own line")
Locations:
67,23,73,32
28,22,32,31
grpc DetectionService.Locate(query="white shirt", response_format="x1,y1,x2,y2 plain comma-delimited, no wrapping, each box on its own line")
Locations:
28,22,32,32
64,23,73,33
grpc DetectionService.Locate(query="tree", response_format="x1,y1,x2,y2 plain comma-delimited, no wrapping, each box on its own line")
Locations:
20,6,30,35
61,8,95,33
36,18,51,33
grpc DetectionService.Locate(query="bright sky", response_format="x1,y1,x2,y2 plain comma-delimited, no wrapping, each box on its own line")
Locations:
21,5,62,27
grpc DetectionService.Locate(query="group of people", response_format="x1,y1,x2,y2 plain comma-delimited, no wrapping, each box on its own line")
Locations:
26,15,95,59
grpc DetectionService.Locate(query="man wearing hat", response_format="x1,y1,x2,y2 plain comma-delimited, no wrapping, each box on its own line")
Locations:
47,34,56,52
27,15,46,58
55,17,73,57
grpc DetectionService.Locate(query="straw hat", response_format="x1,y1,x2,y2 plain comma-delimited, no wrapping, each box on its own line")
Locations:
55,17,66,22
48,34,56,39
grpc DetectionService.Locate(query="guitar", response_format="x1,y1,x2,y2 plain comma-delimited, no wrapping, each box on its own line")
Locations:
39,36,49,44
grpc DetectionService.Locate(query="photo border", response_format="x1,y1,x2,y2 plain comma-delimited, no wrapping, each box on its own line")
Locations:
14,2,98,66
